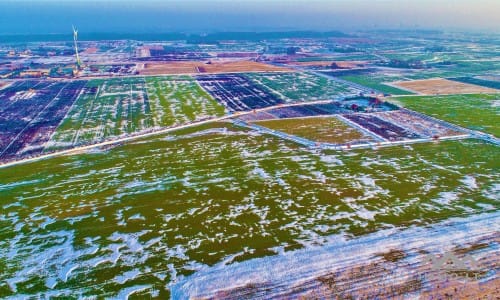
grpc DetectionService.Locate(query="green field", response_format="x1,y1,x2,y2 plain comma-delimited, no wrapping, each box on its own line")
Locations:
391,94,500,137
1,122,498,298
47,76,225,150
254,116,373,144
145,76,225,126
48,77,150,148
247,72,357,101
339,75,412,95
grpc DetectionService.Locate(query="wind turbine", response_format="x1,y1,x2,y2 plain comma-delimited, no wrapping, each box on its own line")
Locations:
72,25,82,70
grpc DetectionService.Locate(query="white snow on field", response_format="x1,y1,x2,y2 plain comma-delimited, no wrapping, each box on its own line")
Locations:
123,179,146,189
358,175,376,187
434,191,459,205
422,182,436,193
128,213,145,221
114,269,141,284
460,175,478,190
354,206,377,220
109,231,148,253
251,166,271,180
483,183,500,201
310,171,326,183
3,230,100,292
170,211,500,299
0,179,42,191
2,128,498,298
112,285,151,300
319,155,344,165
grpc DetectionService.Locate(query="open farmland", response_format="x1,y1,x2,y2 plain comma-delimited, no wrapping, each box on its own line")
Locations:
138,61,291,75
449,76,500,90
1,29,500,300
0,80,86,160
0,122,498,298
144,76,225,126
196,74,284,111
173,212,499,299
247,72,358,101
390,94,500,136
343,113,421,141
337,75,412,95
47,76,225,150
253,116,374,144
198,61,292,73
239,98,397,122
372,110,465,138
47,77,152,149
287,61,367,69
138,62,201,75
240,102,351,121
391,78,498,95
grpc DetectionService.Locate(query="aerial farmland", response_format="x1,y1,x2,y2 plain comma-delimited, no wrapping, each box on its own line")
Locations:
0,27,498,299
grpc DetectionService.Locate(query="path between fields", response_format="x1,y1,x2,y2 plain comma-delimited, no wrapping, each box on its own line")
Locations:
0,99,333,169
2,97,497,169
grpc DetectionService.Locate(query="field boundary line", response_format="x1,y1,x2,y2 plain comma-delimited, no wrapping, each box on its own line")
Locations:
0,81,70,158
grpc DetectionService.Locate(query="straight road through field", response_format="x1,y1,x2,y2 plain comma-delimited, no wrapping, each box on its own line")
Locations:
0,99,335,169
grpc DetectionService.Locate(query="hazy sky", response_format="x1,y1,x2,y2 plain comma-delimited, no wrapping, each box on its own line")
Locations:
0,0,498,34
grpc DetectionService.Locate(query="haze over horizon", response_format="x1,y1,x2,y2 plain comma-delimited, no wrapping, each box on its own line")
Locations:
0,0,499,35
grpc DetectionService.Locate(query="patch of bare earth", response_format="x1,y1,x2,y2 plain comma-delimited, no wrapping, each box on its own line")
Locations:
391,78,498,95
138,60,292,75
200,238,499,299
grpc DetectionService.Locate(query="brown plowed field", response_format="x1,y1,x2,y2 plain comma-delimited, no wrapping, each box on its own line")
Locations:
138,61,292,75
391,78,498,95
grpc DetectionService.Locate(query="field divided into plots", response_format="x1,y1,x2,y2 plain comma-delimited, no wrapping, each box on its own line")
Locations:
196,74,283,111
0,80,86,159
246,72,358,101
145,76,225,126
391,78,498,95
336,75,412,95
46,76,225,150
195,72,364,113
391,94,500,137
253,116,374,144
47,77,150,149
0,122,498,298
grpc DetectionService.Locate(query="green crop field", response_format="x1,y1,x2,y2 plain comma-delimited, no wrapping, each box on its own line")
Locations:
339,75,412,95
391,94,500,137
145,76,225,126
254,116,374,144
247,72,357,101
47,77,151,148
46,76,225,150
1,122,498,298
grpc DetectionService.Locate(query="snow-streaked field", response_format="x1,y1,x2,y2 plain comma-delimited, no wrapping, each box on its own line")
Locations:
172,211,500,299
0,122,498,298
390,93,500,137
247,72,358,101
46,76,225,150
253,116,374,145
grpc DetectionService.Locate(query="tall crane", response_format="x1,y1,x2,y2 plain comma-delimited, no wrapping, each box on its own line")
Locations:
72,25,82,70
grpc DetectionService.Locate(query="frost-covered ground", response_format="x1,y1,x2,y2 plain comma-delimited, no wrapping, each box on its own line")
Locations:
172,211,500,299
47,76,225,150
247,72,359,101
0,123,498,298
